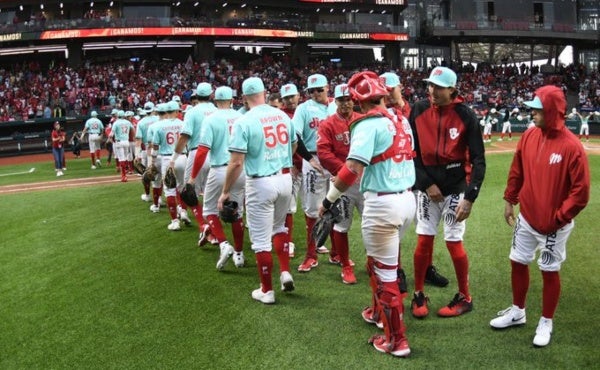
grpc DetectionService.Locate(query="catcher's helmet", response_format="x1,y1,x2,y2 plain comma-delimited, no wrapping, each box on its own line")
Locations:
347,71,389,102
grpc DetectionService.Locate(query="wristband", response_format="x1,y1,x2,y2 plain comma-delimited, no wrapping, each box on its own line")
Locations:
337,164,359,187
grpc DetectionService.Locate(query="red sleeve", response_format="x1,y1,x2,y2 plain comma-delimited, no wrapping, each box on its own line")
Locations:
191,146,210,179
317,117,345,175
503,139,524,205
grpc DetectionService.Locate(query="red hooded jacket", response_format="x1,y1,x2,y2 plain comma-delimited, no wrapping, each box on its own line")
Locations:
504,85,590,234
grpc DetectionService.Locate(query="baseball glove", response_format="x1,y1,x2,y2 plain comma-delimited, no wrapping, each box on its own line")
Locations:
164,167,177,188
312,199,343,248
180,183,199,207
219,200,239,223
133,158,146,175
142,164,159,185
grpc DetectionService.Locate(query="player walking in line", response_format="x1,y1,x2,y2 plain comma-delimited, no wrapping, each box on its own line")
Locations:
147,104,167,213
280,83,324,259
490,85,590,347
280,83,302,259
189,86,245,270
172,83,217,246
134,102,158,202
409,67,486,318
380,71,449,294
80,110,104,169
293,74,337,272
319,71,416,357
219,77,296,305
108,110,135,182
151,101,186,231
316,84,362,285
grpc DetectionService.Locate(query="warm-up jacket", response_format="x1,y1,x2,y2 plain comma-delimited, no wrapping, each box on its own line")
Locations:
504,85,590,234
409,96,486,202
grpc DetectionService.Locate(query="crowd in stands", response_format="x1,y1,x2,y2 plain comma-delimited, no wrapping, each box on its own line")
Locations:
0,56,598,123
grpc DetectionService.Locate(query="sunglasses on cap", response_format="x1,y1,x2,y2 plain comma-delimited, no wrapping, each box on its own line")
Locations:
307,88,325,94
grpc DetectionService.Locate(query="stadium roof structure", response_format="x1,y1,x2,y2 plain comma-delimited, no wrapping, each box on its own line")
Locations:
457,43,565,65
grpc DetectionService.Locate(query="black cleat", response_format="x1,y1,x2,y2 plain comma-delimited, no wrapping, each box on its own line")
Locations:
425,265,449,287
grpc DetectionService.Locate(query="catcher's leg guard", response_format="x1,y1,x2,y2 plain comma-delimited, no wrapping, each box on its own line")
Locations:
366,257,407,353
365,257,381,325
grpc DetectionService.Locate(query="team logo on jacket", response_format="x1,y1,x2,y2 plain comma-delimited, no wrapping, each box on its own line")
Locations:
335,132,350,145
549,153,562,165
449,128,459,140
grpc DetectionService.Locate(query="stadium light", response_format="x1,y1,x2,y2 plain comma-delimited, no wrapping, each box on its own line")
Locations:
222,2,227,7
241,3,246,8
90,2,94,8
193,2,199,6
109,1,113,6
59,2,63,8
40,4,44,10
19,5,23,11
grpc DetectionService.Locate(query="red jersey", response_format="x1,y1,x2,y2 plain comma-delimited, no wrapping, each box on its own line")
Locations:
51,129,65,149
504,86,590,234
316,111,362,176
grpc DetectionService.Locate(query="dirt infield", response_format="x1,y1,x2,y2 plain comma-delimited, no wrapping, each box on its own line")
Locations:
1,139,598,195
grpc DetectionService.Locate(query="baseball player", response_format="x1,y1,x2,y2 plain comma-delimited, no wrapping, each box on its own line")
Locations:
409,67,486,318
108,110,135,182
218,77,297,305
293,73,337,272
135,102,158,202
491,86,590,347
280,83,325,259
499,107,517,140
189,86,245,270
105,108,118,167
482,108,501,142
79,110,104,169
316,84,362,285
380,71,411,118
280,83,302,258
151,101,187,231
319,71,416,357
172,83,217,245
575,110,591,141
147,104,167,213
125,111,136,173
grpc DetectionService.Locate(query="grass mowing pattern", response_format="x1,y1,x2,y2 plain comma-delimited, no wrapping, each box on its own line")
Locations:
1,153,599,368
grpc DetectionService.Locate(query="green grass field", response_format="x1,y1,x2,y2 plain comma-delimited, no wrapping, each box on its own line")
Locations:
1,153,598,369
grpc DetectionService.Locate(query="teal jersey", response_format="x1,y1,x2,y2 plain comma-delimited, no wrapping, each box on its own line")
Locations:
182,102,217,149
84,117,104,134
152,118,184,155
199,108,242,166
135,115,159,144
292,99,335,152
146,118,160,145
111,119,133,142
348,115,416,193
229,104,296,177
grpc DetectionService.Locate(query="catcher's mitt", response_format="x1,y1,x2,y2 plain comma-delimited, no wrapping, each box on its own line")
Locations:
142,164,159,185
312,199,343,247
180,183,198,207
133,158,146,175
219,200,239,223
163,167,177,188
